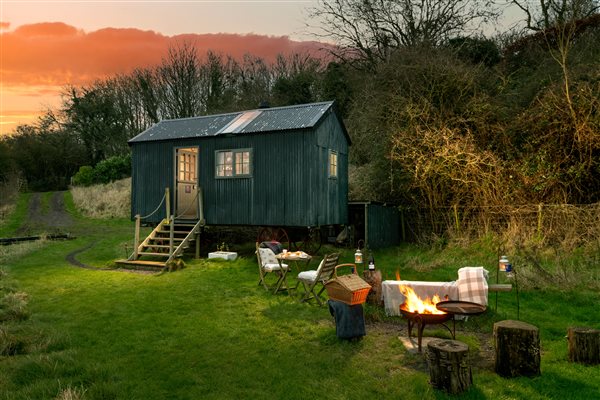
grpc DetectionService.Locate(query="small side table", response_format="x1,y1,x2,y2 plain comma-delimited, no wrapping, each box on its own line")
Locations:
436,300,487,338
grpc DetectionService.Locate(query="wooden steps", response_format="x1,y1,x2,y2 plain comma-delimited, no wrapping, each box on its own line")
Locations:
122,218,203,269
114,259,167,270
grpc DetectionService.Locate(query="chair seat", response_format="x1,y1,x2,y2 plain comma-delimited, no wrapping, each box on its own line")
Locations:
298,270,318,283
263,263,288,272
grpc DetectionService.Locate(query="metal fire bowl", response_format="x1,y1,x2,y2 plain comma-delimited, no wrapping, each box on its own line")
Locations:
399,305,454,352
399,306,452,324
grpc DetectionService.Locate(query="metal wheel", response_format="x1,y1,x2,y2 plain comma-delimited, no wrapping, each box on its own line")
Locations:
296,227,322,255
256,226,291,250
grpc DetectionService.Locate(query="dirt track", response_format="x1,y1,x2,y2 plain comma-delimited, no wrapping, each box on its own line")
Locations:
15,192,73,236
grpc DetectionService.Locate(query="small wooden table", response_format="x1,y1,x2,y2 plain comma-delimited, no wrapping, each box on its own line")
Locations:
276,251,312,274
435,300,487,338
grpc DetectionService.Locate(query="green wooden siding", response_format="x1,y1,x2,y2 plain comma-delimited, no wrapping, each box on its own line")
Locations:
130,111,348,227
349,202,401,249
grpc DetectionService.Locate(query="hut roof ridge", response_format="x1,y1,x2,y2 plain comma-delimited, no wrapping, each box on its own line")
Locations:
128,101,337,144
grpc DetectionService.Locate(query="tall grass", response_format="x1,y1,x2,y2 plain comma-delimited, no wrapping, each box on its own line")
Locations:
70,178,130,219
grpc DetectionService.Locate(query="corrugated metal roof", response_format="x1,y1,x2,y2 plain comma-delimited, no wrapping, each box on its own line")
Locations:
129,101,335,144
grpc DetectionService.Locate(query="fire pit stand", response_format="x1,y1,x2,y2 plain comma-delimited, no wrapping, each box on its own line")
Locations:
400,306,454,352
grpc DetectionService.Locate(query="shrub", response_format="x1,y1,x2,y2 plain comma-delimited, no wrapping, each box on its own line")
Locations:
72,166,95,187
93,154,131,184
71,154,131,187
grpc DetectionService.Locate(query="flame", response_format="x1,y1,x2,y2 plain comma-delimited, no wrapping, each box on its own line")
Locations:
399,285,445,315
395,270,401,281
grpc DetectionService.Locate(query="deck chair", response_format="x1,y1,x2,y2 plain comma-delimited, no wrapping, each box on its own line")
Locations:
296,253,340,305
255,243,290,294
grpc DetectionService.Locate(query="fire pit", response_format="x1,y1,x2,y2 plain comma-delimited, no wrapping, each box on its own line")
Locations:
398,285,454,352
399,305,453,352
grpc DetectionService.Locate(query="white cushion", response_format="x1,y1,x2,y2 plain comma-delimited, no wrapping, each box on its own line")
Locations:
297,270,318,283
258,248,278,265
263,263,288,272
297,258,325,283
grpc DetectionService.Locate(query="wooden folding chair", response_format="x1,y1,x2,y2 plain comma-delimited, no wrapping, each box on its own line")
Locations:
296,253,340,305
255,243,290,294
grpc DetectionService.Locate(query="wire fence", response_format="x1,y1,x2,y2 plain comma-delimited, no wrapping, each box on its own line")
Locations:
401,203,600,248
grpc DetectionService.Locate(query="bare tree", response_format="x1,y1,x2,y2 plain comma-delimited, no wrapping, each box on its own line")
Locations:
309,0,499,66
511,0,599,30
155,42,205,119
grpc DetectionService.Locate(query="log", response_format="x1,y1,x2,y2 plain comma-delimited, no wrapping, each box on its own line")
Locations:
494,320,540,377
362,269,382,306
568,327,600,365
426,339,472,395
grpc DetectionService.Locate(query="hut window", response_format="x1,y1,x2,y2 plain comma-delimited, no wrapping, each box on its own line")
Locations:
329,150,338,178
216,149,252,178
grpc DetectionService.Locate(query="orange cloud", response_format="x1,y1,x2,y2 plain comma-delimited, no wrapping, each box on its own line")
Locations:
1,22,330,88
0,22,9,29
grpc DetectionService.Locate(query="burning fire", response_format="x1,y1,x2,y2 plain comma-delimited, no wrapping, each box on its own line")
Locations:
399,285,446,315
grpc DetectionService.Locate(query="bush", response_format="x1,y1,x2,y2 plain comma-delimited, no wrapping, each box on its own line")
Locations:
72,166,95,187
93,154,131,184
71,154,131,187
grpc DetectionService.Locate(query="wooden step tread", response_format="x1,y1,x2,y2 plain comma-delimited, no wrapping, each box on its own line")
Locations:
148,238,185,242
138,252,170,257
156,230,193,235
115,260,166,269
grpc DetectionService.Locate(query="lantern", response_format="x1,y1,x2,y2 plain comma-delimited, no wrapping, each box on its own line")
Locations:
354,247,363,264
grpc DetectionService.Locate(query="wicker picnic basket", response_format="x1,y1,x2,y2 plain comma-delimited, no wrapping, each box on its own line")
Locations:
325,264,372,305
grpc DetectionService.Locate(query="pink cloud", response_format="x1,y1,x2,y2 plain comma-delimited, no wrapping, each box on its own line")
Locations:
1,22,331,88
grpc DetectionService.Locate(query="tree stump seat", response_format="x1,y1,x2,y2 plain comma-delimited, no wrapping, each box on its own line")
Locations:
494,320,541,377
568,327,600,365
426,339,472,395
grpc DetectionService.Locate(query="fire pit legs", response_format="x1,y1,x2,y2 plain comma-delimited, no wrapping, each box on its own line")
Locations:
403,311,454,352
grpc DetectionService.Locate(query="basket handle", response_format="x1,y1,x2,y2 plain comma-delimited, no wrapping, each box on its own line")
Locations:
333,263,358,278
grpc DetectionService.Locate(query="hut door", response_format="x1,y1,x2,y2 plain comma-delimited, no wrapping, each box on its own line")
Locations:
176,147,198,219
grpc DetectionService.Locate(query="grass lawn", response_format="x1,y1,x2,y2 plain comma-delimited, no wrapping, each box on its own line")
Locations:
1,193,599,399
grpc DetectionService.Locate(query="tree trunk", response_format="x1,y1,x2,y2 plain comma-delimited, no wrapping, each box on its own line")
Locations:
362,269,382,306
494,320,541,377
568,327,600,365
426,339,472,395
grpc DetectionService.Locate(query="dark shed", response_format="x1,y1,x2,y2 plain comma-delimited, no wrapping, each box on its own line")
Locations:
128,101,350,228
348,201,401,249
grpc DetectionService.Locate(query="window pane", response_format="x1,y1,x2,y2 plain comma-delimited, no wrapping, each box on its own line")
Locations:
329,152,338,177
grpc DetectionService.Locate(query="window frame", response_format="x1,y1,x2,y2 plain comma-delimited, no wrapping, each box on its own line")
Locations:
328,149,338,179
215,148,253,179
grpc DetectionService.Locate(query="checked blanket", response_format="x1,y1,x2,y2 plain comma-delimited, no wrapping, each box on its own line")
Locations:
457,267,489,306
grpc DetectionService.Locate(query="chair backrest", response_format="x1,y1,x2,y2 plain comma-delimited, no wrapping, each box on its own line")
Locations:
315,253,340,282
256,243,278,267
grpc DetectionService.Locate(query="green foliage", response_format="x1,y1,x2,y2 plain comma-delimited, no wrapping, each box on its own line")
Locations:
71,166,95,187
71,155,131,187
92,154,131,184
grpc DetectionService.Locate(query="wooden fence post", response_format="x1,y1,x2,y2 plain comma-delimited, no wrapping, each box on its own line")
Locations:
133,214,141,260
165,187,171,220
453,204,460,233
537,203,543,237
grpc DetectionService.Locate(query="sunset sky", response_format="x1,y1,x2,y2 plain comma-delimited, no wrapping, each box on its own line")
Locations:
0,0,321,135
1,1,523,136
